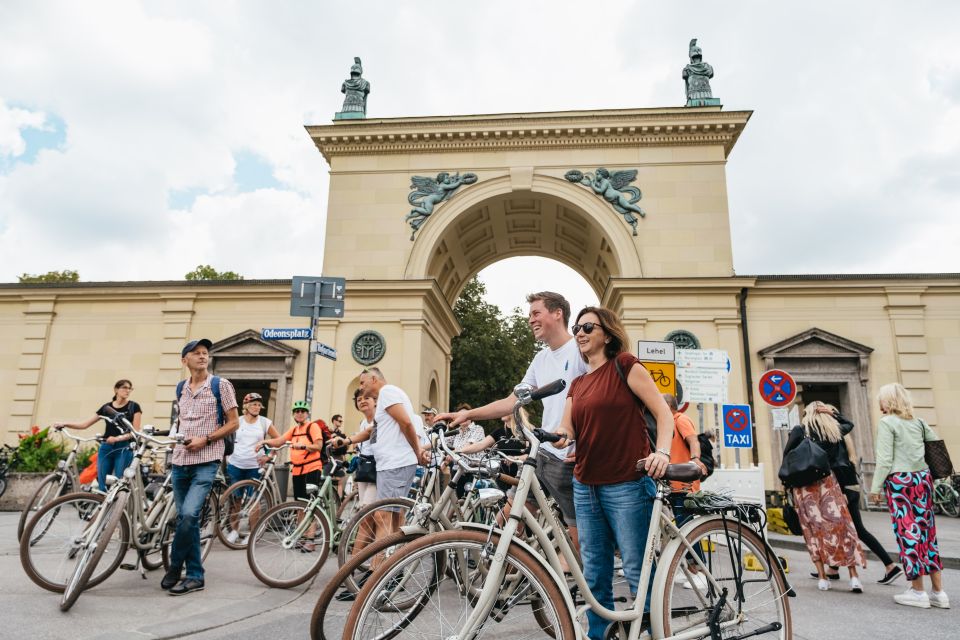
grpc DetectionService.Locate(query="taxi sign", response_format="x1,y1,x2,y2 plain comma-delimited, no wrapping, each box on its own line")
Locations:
721,404,753,448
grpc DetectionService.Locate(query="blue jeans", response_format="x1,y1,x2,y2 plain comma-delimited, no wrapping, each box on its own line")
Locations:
573,476,656,640
170,461,218,581
96,441,134,492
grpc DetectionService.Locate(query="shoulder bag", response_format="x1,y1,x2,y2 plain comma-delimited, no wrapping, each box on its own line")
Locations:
354,454,377,483
778,427,831,488
919,419,954,479
612,356,659,449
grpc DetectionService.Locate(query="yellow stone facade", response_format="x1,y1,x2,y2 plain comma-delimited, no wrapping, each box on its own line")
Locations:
1,106,957,492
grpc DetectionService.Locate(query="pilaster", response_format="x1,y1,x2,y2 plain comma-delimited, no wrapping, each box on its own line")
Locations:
156,294,196,421
10,296,57,430
885,287,935,424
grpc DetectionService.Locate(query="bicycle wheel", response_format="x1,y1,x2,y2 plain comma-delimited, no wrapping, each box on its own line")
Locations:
337,489,360,522
247,502,331,588
934,482,960,518
217,479,274,549
60,491,129,611
310,531,425,640
20,492,130,593
18,472,73,541
336,497,414,581
654,518,792,640
161,491,218,570
343,529,575,640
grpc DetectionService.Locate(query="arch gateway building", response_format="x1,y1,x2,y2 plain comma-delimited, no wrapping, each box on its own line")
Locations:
2,103,958,492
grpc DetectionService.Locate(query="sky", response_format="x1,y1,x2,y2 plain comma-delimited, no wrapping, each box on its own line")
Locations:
1,1,959,318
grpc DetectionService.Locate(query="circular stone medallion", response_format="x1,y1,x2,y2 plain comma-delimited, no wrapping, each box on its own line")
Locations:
352,330,386,365
665,329,701,350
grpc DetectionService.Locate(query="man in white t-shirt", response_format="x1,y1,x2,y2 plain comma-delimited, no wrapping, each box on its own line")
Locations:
334,367,422,539
437,291,587,554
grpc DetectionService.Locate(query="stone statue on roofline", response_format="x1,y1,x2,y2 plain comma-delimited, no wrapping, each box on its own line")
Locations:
335,57,370,120
683,39,721,107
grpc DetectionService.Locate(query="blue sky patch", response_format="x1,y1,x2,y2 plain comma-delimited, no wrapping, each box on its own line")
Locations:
165,149,284,210
0,109,66,173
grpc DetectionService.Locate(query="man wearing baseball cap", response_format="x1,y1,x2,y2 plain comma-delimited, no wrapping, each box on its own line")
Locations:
163,338,239,595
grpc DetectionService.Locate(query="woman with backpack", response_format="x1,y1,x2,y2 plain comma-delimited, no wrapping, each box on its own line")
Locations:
783,402,865,593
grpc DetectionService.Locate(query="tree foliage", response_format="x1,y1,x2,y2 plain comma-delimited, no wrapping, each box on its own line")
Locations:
449,277,541,429
19,270,79,283
184,264,243,281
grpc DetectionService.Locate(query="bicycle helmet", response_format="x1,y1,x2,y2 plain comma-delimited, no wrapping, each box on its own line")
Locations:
292,400,310,413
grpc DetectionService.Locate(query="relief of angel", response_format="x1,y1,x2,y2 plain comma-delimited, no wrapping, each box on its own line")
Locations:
406,172,478,240
565,168,645,236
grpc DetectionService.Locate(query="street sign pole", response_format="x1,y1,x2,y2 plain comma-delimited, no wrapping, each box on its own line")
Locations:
305,282,321,406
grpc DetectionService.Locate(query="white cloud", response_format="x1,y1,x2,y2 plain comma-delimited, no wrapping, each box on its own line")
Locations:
1,1,959,285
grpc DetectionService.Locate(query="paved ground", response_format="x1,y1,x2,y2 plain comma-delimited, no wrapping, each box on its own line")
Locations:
2,510,958,639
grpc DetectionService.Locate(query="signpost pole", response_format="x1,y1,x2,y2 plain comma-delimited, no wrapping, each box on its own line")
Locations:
304,284,321,406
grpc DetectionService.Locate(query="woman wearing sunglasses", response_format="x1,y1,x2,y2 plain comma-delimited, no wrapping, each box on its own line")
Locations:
551,306,674,640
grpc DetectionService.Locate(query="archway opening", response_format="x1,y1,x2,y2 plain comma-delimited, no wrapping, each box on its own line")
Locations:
477,256,600,323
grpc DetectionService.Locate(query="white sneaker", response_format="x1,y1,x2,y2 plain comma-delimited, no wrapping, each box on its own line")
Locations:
850,577,863,594
817,579,831,591
930,591,950,609
226,530,239,544
682,573,708,590
894,589,931,608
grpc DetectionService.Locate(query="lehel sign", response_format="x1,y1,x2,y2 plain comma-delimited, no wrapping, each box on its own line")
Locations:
640,361,676,395
637,340,675,363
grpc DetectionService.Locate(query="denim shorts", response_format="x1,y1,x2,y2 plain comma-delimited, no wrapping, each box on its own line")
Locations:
226,464,261,486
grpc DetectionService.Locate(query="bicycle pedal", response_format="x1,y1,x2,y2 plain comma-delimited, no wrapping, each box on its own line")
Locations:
119,563,137,571
778,556,790,573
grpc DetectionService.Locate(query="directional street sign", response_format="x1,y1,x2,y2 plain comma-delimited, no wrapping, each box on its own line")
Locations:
676,349,730,370
261,328,312,340
640,361,676,395
637,340,675,363
312,342,337,361
675,349,729,404
290,276,346,319
721,404,753,448
758,369,796,407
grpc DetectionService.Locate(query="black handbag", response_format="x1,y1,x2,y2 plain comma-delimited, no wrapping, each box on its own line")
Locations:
778,432,831,488
355,454,377,483
782,495,803,536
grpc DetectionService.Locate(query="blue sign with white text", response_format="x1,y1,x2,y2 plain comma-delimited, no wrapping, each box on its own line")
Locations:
262,328,312,340
721,404,753,449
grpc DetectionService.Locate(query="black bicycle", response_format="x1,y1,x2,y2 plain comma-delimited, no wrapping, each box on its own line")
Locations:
0,444,22,500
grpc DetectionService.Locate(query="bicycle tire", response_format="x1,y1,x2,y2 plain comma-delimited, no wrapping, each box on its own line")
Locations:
216,479,274,549
343,528,576,640
18,472,72,541
60,490,129,611
336,489,360,520
310,530,424,640
0,477,6,499
161,491,218,570
20,492,129,593
653,518,792,640
246,501,330,588
336,497,414,579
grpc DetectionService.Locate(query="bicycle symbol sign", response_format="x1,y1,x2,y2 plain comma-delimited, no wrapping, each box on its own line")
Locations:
640,361,676,396
721,404,752,448
758,369,796,408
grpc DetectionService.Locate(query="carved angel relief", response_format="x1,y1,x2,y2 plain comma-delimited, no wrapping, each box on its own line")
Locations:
565,168,645,236
406,172,478,240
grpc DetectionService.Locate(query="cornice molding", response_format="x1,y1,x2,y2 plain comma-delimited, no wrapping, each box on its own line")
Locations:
306,107,752,162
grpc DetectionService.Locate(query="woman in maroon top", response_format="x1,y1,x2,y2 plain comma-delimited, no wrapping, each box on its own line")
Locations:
552,306,674,640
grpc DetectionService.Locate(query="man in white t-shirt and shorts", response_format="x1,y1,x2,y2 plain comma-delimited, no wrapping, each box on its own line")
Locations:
335,367,423,538
437,291,588,556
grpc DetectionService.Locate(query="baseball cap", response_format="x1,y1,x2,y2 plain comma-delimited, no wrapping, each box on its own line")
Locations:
181,338,213,358
421,406,438,415
243,392,263,404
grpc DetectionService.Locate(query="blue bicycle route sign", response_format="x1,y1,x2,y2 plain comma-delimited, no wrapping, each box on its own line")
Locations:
721,403,752,449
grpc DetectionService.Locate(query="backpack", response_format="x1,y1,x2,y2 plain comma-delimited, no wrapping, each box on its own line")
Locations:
176,376,235,456
697,433,716,478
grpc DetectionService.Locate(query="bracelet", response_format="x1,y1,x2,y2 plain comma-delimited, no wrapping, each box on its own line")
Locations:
656,448,671,460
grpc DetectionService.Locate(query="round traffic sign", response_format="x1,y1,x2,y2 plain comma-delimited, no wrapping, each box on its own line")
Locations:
724,408,748,432
758,369,796,407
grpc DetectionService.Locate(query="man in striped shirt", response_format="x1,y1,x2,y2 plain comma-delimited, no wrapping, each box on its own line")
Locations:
162,339,239,596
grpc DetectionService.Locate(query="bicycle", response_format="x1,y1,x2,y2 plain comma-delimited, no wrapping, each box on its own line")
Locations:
216,443,290,549
20,411,217,611
933,476,960,518
17,428,101,541
0,443,21,500
342,378,794,640
245,448,348,588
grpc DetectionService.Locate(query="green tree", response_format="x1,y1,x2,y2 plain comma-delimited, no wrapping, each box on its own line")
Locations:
184,265,243,280
18,270,79,283
449,277,541,429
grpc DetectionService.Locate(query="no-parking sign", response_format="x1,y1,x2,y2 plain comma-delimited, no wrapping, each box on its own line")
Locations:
721,404,752,448
758,369,796,407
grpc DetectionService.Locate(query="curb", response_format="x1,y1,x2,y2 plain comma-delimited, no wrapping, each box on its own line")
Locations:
768,535,960,571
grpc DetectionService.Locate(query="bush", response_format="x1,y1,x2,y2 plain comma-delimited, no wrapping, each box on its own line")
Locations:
75,445,97,471
14,426,66,473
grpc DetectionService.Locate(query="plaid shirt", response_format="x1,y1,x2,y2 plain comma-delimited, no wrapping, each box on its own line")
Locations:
172,376,238,466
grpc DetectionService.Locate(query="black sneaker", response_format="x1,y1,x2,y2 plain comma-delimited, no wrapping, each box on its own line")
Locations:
169,578,205,596
878,566,903,585
161,568,183,590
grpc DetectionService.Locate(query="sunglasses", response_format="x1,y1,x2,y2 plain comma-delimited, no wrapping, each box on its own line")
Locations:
572,322,603,335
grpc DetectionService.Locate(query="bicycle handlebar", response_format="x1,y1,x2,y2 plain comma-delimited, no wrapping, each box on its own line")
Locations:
55,428,103,444
530,379,567,401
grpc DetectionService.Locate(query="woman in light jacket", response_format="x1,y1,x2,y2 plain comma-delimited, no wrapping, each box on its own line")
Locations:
870,383,948,609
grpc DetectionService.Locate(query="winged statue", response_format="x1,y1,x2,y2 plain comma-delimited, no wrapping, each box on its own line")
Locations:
565,168,645,235
406,172,478,240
